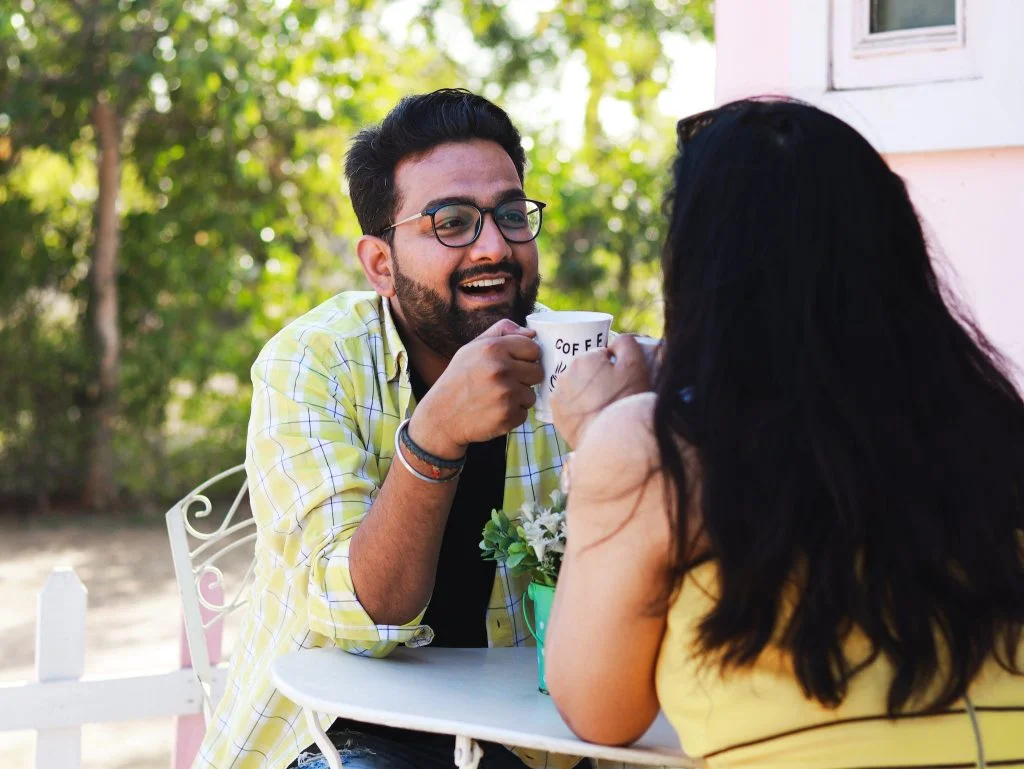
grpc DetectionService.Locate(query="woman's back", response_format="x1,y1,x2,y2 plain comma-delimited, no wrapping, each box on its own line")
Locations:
657,562,1024,769
544,98,1024,767
650,97,1024,729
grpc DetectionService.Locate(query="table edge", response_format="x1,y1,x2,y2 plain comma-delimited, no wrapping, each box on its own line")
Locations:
270,652,695,767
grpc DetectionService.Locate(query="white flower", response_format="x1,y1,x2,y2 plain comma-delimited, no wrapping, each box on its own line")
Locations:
534,511,560,532
519,501,540,522
508,493,569,580
520,519,547,560
530,540,548,562
549,489,567,511
521,509,566,562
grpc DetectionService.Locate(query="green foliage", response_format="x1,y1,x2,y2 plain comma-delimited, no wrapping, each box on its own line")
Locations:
0,0,711,511
480,491,568,587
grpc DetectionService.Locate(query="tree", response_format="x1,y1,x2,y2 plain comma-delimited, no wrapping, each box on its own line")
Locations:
0,0,458,508
0,0,712,512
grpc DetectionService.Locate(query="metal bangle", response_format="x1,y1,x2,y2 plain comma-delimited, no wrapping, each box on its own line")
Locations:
398,418,467,470
393,421,462,484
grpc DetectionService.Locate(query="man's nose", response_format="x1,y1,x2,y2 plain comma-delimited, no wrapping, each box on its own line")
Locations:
468,213,512,262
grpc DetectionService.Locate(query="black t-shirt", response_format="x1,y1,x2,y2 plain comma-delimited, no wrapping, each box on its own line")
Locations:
409,365,505,648
306,365,511,759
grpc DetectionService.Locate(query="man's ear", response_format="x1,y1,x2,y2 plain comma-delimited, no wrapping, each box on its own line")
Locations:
356,235,396,297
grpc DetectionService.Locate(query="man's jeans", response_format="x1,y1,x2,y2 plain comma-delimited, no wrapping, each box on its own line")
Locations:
288,722,579,769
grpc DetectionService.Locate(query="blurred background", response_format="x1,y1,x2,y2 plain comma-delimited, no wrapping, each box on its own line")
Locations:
6,1,1023,766
0,0,715,516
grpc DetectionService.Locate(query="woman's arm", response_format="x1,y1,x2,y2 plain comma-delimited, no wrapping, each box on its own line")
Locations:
545,393,676,746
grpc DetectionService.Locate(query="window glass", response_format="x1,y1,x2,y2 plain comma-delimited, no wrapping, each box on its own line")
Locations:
871,0,956,33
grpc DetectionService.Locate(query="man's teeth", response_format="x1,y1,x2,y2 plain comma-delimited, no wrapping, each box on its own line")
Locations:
463,278,506,289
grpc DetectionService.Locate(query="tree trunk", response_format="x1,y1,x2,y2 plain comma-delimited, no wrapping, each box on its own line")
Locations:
82,97,121,511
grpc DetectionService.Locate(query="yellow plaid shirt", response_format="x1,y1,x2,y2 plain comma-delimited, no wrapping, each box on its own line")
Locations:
196,291,579,769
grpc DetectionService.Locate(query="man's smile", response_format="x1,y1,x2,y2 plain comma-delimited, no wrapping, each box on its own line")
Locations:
456,273,516,305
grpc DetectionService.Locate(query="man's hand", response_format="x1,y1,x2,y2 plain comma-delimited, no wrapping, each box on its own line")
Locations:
409,319,543,456
550,334,651,449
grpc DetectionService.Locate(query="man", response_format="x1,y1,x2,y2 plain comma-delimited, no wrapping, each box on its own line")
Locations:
196,89,582,769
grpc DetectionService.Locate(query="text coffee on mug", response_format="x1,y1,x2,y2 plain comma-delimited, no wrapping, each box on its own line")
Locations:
525,310,613,423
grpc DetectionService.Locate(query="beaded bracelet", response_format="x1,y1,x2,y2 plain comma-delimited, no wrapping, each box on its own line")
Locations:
393,419,464,484
399,418,466,471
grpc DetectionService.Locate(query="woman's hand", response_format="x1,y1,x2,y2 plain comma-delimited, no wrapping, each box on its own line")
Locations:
550,334,652,449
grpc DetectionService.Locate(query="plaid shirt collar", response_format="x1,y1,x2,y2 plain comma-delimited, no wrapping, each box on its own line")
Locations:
381,297,408,385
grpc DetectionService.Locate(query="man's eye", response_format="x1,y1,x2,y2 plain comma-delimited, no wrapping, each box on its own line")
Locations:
435,217,472,232
498,211,528,227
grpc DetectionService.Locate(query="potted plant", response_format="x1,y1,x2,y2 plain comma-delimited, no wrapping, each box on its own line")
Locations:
480,490,567,693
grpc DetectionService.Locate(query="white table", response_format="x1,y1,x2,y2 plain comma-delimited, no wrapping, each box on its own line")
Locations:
272,646,695,769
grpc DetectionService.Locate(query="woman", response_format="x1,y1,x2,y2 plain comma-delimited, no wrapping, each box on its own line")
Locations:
546,98,1024,769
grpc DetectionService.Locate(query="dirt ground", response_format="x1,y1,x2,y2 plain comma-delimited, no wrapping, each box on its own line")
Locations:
0,515,247,769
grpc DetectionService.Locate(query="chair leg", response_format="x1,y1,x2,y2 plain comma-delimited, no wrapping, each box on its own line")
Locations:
302,709,342,769
453,735,483,769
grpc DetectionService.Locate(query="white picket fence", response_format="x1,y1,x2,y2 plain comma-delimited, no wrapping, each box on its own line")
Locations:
0,567,228,769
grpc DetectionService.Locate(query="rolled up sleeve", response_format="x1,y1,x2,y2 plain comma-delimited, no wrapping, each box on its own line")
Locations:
246,334,432,657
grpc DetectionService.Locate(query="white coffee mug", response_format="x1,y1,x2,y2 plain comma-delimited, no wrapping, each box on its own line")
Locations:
526,310,613,423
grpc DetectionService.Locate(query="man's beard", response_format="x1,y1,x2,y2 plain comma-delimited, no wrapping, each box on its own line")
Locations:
392,252,540,360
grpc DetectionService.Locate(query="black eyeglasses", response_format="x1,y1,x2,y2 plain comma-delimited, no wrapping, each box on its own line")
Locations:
380,198,547,248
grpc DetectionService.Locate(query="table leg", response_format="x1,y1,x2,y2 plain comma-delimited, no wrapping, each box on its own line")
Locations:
302,708,342,769
453,735,483,769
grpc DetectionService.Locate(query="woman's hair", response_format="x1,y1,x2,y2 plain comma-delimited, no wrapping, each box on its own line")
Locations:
654,97,1024,714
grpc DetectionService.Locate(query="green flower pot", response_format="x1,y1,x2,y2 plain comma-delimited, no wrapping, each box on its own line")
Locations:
524,581,556,694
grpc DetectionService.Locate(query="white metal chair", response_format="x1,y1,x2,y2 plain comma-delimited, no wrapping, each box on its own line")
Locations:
165,464,256,722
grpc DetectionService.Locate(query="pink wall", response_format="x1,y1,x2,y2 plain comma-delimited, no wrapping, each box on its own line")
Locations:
714,0,793,103
890,149,1024,374
714,1,1024,380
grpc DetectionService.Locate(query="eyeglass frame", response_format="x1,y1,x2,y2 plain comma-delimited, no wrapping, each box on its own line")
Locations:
378,197,547,248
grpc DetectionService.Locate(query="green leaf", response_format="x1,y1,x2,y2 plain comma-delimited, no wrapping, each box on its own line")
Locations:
506,551,527,569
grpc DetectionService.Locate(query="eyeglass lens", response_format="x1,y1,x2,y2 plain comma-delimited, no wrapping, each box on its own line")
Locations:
431,200,542,247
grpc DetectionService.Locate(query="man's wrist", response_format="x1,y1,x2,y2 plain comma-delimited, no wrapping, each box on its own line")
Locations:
408,403,466,461
395,419,463,483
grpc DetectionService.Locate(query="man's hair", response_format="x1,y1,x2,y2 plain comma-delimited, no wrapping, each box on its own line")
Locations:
344,88,527,238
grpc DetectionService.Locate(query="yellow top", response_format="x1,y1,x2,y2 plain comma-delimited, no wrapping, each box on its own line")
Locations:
656,562,1024,769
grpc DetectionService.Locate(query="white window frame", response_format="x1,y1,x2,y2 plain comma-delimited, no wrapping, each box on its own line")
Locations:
832,0,977,90
788,0,1024,154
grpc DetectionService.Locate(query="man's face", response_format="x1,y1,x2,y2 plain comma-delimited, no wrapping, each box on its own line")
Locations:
387,139,541,359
